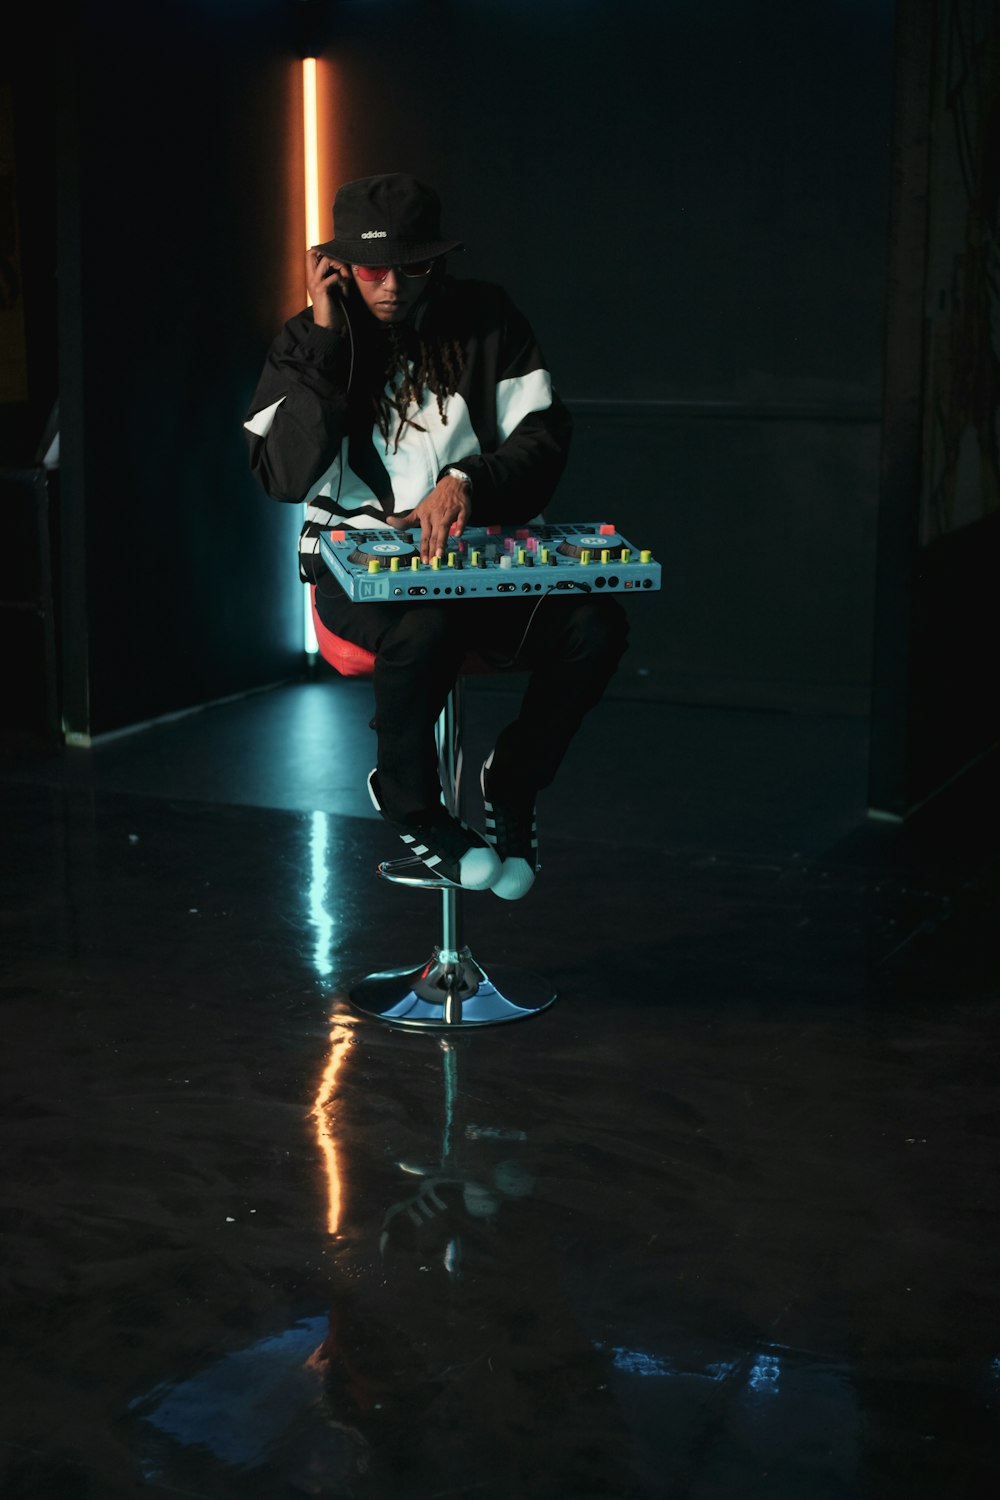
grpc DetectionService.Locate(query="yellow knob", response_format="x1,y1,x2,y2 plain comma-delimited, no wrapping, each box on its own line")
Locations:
540,547,550,564
471,549,481,567
431,555,441,570
621,547,631,564
367,559,380,574
601,549,610,565
390,556,399,573
411,555,420,570
580,549,591,565
640,549,652,564
517,547,526,565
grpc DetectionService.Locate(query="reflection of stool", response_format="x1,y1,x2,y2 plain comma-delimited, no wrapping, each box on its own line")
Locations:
312,589,556,1029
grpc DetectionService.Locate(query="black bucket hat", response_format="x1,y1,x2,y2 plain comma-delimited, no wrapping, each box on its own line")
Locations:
314,173,464,265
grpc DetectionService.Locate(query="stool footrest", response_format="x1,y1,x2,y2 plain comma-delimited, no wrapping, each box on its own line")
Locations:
348,945,556,1028
377,855,457,890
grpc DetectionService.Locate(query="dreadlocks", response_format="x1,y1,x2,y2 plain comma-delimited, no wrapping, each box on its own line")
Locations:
371,312,467,455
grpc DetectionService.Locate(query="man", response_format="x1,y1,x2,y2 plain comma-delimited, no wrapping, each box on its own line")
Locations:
245,173,627,899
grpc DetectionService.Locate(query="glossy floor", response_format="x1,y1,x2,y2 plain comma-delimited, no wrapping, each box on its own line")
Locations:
2,679,998,1498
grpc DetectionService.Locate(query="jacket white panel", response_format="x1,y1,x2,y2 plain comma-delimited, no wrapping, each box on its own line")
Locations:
496,369,553,442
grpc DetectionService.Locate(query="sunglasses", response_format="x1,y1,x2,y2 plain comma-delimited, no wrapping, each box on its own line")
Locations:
353,260,436,283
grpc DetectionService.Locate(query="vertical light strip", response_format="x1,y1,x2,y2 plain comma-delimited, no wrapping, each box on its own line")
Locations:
302,56,321,653
302,57,322,256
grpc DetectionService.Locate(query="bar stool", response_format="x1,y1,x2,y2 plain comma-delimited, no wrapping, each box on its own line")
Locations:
312,589,556,1030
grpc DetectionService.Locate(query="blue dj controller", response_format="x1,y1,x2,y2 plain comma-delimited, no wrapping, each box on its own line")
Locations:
319,521,662,603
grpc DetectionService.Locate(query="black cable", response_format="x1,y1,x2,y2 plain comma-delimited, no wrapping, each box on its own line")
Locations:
494,578,592,670
329,296,355,516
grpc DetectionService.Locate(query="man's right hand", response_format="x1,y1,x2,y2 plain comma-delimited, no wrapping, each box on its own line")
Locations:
307,249,350,330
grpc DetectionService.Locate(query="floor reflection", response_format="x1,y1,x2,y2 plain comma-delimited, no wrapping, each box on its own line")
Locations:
310,1017,354,1238
127,1031,641,1497
125,1031,878,1499
3,710,997,1499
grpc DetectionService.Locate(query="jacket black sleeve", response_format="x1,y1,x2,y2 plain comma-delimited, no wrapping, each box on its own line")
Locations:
244,311,352,503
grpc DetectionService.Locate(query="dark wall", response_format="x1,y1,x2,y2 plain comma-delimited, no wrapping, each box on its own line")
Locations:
325,0,891,407
0,47,61,751
307,0,895,713
869,0,1000,816
45,0,308,739
0,74,57,465
8,0,895,737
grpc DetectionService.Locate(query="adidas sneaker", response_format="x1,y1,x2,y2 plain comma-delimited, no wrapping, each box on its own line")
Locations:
480,751,538,901
367,771,501,890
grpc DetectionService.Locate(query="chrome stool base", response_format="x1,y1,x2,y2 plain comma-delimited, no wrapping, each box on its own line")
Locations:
347,678,556,1030
349,946,556,1029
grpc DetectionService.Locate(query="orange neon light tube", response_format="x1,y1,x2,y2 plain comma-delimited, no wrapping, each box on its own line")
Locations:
302,58,322,255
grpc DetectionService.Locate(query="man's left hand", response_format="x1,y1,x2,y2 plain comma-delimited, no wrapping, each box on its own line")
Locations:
387,474,471,563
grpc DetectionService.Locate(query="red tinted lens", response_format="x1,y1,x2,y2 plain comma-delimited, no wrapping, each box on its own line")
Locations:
354,261,434,281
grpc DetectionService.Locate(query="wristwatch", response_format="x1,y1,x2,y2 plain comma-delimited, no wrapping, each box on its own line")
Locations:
443,467,472,491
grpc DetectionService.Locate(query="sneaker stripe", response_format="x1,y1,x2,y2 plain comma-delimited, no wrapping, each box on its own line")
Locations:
480,754,540,864
372,774,499,888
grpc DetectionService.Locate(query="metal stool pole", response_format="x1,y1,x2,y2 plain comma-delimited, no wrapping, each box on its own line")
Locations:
347,677,556,1029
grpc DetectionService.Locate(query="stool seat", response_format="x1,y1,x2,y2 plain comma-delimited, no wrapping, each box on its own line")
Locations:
311,594,377,676
311,589,556,1029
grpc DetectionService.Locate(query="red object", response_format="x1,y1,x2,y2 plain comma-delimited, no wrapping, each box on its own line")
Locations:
329,529,347,542
599,523,616,535
310,588,376,676
310,586,492,678
354,261,434,283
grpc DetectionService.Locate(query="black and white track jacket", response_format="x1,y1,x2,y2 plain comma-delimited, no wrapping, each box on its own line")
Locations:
244,277,572,582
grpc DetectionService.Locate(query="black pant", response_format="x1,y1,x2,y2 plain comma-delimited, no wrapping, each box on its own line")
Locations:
314,572,629,823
